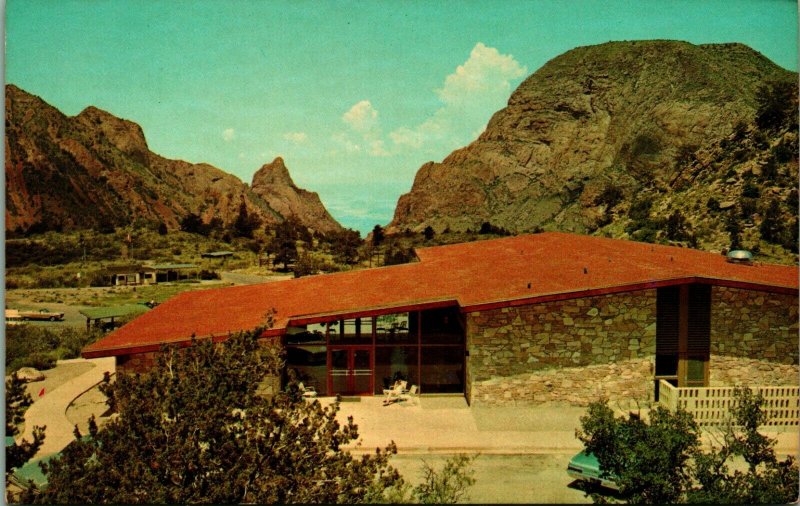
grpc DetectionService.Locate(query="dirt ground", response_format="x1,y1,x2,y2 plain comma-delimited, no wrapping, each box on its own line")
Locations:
389,453,592,504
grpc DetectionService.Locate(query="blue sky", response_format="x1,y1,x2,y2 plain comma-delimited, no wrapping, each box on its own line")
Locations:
6,0,798,233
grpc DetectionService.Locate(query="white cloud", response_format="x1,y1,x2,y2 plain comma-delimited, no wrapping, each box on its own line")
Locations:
389,43,526,153
342,100,379,133
222,128,236,142
437,42,527,105
283,131,308,144
331,132,361,153
389,127,424,149
368,139,390,157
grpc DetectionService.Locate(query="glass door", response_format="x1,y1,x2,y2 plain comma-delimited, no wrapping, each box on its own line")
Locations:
328,347,373,395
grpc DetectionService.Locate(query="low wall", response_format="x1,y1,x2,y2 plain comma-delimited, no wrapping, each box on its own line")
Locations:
710,355,798,387
470,358,654,407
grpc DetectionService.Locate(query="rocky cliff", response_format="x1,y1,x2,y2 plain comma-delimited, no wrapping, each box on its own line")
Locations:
5,84,342,234
388,41,798,260
250,157,342,234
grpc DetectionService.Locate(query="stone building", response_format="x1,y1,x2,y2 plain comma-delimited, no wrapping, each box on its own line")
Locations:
83,233,797,406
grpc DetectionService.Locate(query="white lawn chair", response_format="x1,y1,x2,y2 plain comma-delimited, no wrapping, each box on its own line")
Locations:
382,380,407,405
298,382,317,398
399,385,419,405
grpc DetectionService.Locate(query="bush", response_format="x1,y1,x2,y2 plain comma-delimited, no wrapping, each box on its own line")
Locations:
742,182,760,198
756,80,798,132
198,269,220,280
6,326,102,372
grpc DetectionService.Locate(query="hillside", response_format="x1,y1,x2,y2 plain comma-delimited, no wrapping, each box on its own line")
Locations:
388,41,798,263
5,84,342,235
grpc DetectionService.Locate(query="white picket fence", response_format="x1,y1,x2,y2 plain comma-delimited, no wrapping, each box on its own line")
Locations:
658,380,799,427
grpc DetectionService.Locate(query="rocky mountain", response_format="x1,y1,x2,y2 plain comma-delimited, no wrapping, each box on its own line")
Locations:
250,157,342,234
5,84,342,235
388,41,798,261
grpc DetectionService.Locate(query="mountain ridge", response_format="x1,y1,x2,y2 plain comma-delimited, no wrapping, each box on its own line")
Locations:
387,40,798,262
4,84,343,235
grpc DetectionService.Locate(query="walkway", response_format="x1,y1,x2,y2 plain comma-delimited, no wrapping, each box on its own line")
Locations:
332,396,799,456
19,357,115,458
335,396,586,455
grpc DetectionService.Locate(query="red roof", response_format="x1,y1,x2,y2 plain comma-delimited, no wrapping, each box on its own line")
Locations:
83,233,798,358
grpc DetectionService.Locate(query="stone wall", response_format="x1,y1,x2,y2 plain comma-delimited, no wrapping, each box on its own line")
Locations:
116,351,159,374
709,355,798,387
466,289,657,405
470,358,654,407
710,286,798,365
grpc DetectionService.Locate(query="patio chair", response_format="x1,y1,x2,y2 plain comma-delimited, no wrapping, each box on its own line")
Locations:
298,382,317,398
399,385,419,405
382,381,407,405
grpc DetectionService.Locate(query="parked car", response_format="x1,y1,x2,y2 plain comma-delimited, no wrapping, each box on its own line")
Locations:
5,309,24,326
566,450,619,490
19,309,65,321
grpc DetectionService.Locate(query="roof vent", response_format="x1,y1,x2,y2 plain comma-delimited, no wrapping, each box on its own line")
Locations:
727,249,754,265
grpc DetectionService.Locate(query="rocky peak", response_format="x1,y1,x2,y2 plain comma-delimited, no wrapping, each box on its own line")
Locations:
252,157,296,188
75,106,150,164
250,157,343,234
387,40,797,262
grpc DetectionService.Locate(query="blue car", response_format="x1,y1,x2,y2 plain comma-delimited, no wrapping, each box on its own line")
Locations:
566,450,619,490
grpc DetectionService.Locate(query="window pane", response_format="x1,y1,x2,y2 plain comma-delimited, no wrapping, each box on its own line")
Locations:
374,346,418,394
376,313,415,344
421,307,464,344
329,318,371,344
687,358,706,382
655,354,678,376
285,324,326,345
286,345,328,396
420,346,464,394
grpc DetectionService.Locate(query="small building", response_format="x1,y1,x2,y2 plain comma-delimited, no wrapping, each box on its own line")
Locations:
83,233,798,408
107,265,157,286
200,250,235,259
150,263,198,283
79,304,150,331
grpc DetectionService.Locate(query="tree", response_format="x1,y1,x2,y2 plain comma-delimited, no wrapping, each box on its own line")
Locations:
371,224,385,249
577,401,700,504
577,390,799,505
157,222,168,236
688,388,798,504
330,228,363,265
232,201,261,239
6,373,45,496
413,454,477,504
759,199,782,244
268,221,299,271
755,80,798,132
25,331,406,504
180,213,205,235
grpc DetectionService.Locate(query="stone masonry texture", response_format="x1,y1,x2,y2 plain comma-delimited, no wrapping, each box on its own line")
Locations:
466,290,657,406
466,286,798,406
710,286,798,386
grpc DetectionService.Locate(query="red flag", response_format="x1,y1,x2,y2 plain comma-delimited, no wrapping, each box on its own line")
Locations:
38,388,45,397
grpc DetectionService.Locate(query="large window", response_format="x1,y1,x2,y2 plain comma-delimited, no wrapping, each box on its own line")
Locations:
655,284,711,399
285,324,328,395
289,306,466,397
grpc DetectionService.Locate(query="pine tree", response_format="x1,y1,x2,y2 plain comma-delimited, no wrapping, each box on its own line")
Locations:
6,372,45,493
26,331,404,504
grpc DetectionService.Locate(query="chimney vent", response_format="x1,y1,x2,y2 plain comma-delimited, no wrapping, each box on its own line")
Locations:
727,249,754,265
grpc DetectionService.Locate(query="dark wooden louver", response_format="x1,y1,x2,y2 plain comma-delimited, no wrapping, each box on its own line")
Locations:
656,286,680,354
687,284,711,355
